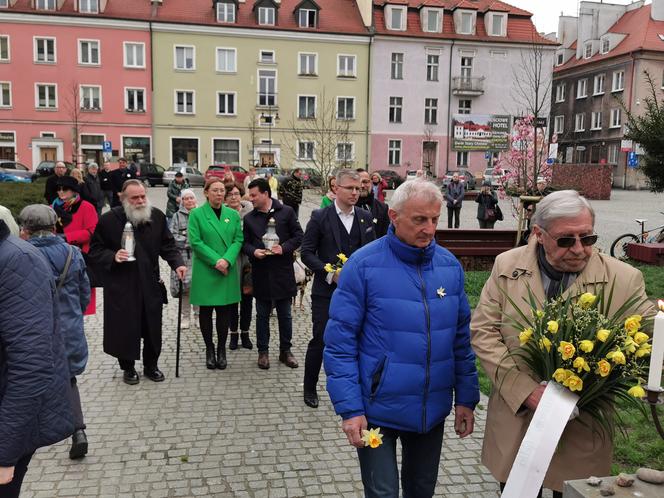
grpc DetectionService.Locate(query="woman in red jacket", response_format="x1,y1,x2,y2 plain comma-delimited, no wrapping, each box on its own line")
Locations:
52,175,99,315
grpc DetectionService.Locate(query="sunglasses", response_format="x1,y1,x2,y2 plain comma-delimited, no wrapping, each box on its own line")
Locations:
541,228,598,248
56,186,72,192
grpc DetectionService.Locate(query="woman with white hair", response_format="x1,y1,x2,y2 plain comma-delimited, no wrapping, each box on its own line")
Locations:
169,188,198,328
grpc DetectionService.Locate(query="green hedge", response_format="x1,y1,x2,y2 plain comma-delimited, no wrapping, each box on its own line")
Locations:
0,179,47,218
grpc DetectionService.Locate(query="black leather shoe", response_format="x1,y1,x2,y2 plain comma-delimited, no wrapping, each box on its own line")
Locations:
206,346,216,369
216,347,227,370
69,429,88,459
123,368,139,385
229,333,239,350
304,391,319,409
240,332,253,350
279,350,299,368
144,368,165,382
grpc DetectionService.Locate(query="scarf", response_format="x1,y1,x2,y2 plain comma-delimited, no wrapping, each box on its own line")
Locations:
537,243,578,300
51,194,81,230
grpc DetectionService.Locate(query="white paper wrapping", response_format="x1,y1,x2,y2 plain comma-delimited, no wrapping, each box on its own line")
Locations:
501,382,579,498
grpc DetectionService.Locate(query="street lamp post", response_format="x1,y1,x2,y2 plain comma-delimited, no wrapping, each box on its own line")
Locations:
260,105,279,167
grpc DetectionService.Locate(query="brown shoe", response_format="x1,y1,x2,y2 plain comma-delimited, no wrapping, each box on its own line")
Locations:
279,351,299,368
257,352,270,370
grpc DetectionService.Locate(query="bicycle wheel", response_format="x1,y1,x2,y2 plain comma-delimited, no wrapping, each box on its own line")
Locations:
610,234,639,259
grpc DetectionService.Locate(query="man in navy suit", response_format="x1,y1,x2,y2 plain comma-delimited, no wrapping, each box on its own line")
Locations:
301,169,376,408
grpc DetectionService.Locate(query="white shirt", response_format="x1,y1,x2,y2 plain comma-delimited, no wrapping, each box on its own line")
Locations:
335,200,355,235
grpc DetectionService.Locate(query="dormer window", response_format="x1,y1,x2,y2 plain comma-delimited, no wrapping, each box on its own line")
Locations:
217,2,236,24
584,42,592,59
299,9,316,28
79,0,99,14
600,37,610,54
556,52,564,66
36,0,57,10
259,7,275,25
489,13,507,37
456,10,475,35
386,5,406,31
422,8,442,33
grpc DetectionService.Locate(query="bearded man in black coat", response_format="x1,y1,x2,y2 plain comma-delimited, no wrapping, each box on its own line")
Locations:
89,180,186,385
356,169,390,237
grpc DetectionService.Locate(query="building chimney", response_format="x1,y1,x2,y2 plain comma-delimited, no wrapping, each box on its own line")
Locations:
652,0,664,21
354,0,373,28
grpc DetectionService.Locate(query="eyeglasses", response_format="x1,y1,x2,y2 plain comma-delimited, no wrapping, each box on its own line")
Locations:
226,192,241,197
56,186,71,192
337,185,361,192
541,228,598,248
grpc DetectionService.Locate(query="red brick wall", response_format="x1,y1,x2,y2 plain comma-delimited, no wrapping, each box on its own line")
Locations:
551,164,612,200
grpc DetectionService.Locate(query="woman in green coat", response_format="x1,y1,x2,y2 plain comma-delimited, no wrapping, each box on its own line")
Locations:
189,179,243,370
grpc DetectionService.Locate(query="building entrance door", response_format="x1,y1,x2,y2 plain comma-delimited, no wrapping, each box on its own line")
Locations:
40,147,57,162
260,152,275,166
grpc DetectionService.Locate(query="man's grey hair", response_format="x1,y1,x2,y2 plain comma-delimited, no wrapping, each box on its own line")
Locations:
335,169,360,185
531,190,595,230
87,162,98,170
390,179,443,212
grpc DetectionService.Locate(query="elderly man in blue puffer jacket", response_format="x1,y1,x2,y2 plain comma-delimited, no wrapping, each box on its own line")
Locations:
0,218,74,496
324,179,479,498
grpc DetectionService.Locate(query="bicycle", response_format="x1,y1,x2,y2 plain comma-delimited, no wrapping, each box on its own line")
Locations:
609,214,664,259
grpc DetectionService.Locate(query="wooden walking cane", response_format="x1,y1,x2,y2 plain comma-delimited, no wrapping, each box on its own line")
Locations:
176,279,183,378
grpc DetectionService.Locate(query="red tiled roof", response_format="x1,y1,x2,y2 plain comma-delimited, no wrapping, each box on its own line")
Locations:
2,0,369,35
374,0,532,17
555,4,664,72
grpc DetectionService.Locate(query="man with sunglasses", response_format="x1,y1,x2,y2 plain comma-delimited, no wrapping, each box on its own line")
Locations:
471,190,655,498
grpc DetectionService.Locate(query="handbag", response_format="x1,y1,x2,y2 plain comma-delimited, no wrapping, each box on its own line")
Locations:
484,208,496,221
496,205,504,221
241,262,253,295
82,251,103,288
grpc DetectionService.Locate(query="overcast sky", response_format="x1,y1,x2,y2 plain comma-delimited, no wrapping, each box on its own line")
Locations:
506,0,646,35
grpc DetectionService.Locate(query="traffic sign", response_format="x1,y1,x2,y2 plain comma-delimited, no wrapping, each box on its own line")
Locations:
546,157,555,165
628,151,638,168
102,140,112,153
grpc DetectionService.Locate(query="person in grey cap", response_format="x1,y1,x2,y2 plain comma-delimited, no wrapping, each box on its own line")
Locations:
19,205,91,460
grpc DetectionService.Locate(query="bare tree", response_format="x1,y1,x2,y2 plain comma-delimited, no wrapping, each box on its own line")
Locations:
286,89,352,194
63,81,89,168
246,111,259,168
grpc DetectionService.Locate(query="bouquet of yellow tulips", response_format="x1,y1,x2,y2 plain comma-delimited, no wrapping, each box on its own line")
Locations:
324,253,348,277
501,283,653,437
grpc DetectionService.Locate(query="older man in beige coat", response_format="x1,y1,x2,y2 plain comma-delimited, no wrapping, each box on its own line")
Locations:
471,190,655,496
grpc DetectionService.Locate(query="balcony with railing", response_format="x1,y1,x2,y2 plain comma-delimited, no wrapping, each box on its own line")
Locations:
452,77,485,96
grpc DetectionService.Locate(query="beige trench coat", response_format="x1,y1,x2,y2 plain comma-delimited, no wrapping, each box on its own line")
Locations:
470,238,655,491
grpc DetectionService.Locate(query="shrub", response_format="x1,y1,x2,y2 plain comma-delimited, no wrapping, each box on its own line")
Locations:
0,178,47,218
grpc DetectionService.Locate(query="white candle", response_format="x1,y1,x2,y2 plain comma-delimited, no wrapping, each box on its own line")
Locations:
647,308,664,390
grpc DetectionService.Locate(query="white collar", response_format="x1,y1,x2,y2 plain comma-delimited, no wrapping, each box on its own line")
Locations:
334,200,354,217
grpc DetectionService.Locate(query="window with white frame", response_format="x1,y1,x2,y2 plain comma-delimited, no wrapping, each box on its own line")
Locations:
174,46,195,70
490,13,506,36
608,144,619,164
337,97,355,120
125,88,145,112
389,96,402,123
556,52,564,66
124,42,145,68
217,92,236,115
80,85,101,110
388,139,401,165
387,6,406,31
593,74,605,95
336,142,354,162
424,9,441,33
297,141,315,160
584,42,592,59
555,83,566,102
460,56,473,80
0,0,8,7
601,38,610,54
610,108,621,128
175,90,194,114
213,139,240,165
79,0,99,13
337,54,356,78
576,78,587,98
216,2,236,23
34,37,55,63
458,99,471,114
591,111,602,130
574,113,585,132
216,48,236,73
36,0,56,10
299,53,317,76
0,36,9,62
0,82,11,107
298,8,317,28
78,40,99,65
426,53,439,82
258,70,276,106
259,50,275,64
456,151,468,167
424,98,437,125
459,12,474,34
36,84,57,109
391,53,403,80
298,95,316,119
258,7,275,25
554,115,564,134
612,70,624,92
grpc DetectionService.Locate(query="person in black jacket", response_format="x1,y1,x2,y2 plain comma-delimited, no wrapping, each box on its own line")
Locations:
475,182,499,229
43,161,69,204
278,168,304,217
109,157,137,207
243,178,303,370
0,219,75,496
300,169,376,408
81,162,104,215
356,169,390,237
99,162,114,208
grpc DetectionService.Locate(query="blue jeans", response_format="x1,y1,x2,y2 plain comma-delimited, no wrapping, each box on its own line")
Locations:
255,298,293,353
357,422,444,498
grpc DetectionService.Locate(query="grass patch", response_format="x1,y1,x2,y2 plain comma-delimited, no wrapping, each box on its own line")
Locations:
0,178,47,217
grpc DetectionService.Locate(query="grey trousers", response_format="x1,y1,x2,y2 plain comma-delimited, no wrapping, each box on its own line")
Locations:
68,377,86,431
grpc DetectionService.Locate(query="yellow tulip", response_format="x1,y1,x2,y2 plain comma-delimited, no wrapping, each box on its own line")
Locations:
596,359,611,377
627,385,646,398
547,320,559,334
624,315,642,336
337,253,348,264
361,427,384,448
324,263,334,273
539,337,552,352
635,343,652,358
573,356,590,373
578,292,597,308
634,332,649,345
553,368,570,383
534,310,545,319
623,338,637,355
558,341,576,360
596,329,610,342
519,328,533,346
606,349,626,365
565,374,583,392
578,340,594,353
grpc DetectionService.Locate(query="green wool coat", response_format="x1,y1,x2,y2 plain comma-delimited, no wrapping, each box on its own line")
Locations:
188,202,243,306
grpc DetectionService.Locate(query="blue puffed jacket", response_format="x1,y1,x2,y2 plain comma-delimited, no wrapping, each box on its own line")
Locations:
323,226,479,433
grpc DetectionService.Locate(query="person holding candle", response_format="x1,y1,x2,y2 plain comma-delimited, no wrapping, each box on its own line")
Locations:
471,190,656,497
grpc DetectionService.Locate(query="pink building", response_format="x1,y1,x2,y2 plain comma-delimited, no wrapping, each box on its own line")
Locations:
0,1,152,169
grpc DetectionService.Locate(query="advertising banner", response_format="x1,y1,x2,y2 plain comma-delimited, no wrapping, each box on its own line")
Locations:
452,114,511,151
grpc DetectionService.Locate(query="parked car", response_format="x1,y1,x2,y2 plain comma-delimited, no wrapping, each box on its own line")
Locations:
0,161,37,182
205,164,249,184
405,170,419,182
136,163,166,187
483,168,498,188
163,165,205,187
255,167,279,179
442,169,477,190
36,160,74,177
373,169,404,189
